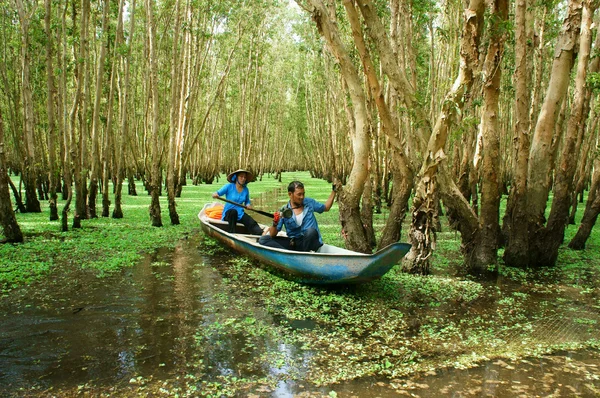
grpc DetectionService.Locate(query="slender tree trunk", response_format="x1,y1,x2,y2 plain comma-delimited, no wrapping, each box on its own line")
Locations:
568,28,600,224
569,150,600,249
361,167,376,249
102,42,118,218
0,109,24,243
508,0,583,267
468,0,508,270
569,116,598,223
167,0,182,225
45,0,59,221
407,0,484,273
502,0,531,251
59,0,72,232
113,0,133,219
344,0,414,250
14,0,41,213
7,177,26,213
534,0,596,265
73,0,91,228
304,0,371,253
356,0,431,149
88,0,110,219
146,0,162,227
378,151,413,249
180,32,240,174
529,7,548,130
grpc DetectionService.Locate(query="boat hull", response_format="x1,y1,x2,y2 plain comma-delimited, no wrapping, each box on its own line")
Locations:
199,204,410,284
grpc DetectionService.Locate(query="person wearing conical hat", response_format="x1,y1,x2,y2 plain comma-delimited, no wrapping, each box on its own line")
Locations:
212,169,262,235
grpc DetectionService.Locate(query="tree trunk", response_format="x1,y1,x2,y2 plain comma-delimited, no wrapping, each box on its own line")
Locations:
569,117,598,224
535,0,597,265
344,0,415,250
0,109,24,243
568,27,600,224
407,0,484,274
569,153,600,249
113,0,133,219
146,0,162,227
73,0,91,228
360,170,376,249
45,0,59,221
14,0,41,213
58,0,71,231
304,0,371,253
378,154,413,250
7,177,26,214
356,0,431,149
502,0,532,250
167,0,182,225
468,0,508,270
511,0,583,267
128,170,137,196
102,42,118,218
87,0,110,219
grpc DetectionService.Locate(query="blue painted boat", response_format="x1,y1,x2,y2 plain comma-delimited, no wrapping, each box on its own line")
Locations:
199,203,411,284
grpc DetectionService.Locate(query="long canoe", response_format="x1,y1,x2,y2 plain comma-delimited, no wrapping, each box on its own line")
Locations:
198,203,411,284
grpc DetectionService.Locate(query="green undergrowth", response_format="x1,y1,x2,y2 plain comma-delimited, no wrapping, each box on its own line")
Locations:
0,174,285,293
195,233,599,388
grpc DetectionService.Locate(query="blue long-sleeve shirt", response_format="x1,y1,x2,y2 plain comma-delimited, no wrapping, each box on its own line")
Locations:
274,198,326,244
216,183,251,221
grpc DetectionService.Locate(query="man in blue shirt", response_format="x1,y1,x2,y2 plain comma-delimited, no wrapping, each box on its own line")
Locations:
259,180,336,252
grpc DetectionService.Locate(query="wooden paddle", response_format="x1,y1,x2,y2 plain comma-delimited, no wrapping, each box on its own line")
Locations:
215,196,275,218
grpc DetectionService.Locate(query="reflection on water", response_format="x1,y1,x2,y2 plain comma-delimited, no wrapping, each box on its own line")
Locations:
1,233,599,396
327,350,600,397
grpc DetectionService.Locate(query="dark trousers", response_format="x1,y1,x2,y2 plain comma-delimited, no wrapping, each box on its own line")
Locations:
223,209,263,235
258,227,322,252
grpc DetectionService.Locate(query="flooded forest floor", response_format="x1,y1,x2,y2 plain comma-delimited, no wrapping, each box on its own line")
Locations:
1,173,600,397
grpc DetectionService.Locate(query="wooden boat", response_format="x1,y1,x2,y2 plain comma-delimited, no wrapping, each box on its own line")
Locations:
198,203,411,284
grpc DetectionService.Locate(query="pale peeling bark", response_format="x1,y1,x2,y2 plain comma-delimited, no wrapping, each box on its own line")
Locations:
303,0,371,253
529,8,548,129
113,0,133,219
534,0,597,266
523,0,582,254
167,0,182,225
568,21,600,224
45,0,59,221
14,0,41,213
356,0,430,152
343,0,414,249
70,0,91,229
469,0,508,270
59,0,73,231
101,24,119,218
506,0,583,267
87,0,110,219
146,0,162,227
74,0,93,227
405,0,484,274
502,0,531,248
